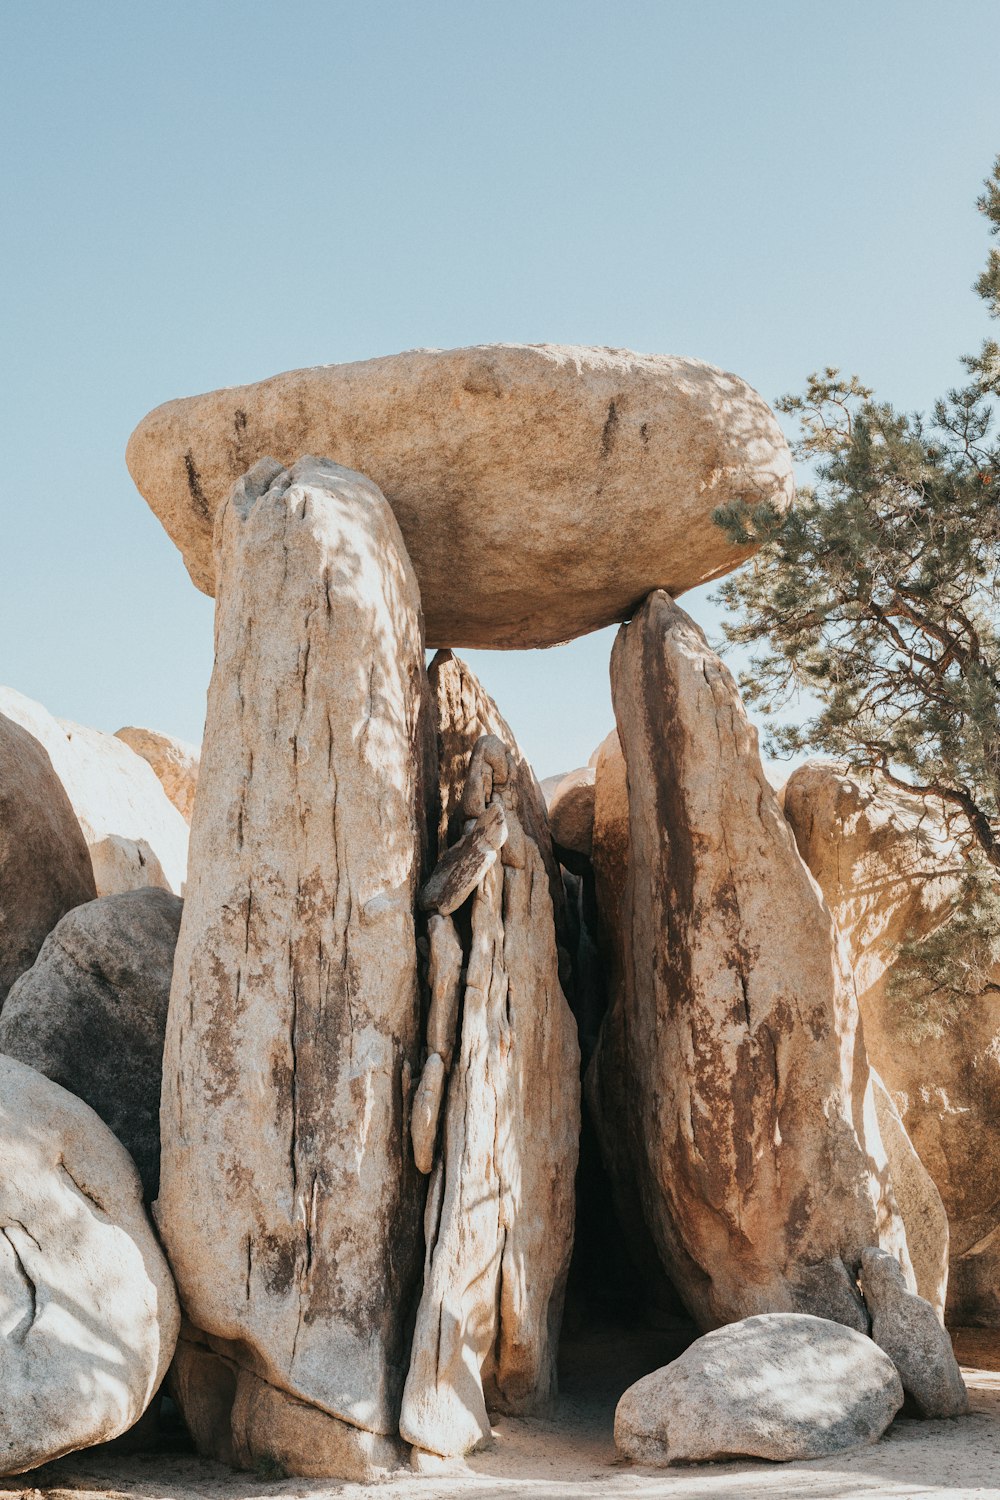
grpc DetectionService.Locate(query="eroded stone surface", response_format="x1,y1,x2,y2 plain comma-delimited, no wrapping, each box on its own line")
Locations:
614,1313,903,1464
0,1054,179,1474
157,457,431,1473
860,1249,967,1418
126,344,794,648
591,593,911,1332
0,888,181,1201
871,1073,949,1319
0,711,96,1005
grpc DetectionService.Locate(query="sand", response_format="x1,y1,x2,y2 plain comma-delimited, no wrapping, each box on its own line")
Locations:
3,1327,999,1500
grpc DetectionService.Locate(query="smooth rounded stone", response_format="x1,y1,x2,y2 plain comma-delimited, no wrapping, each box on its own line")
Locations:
781,761,993,1325
0,888,182,1201
591,593,912,1332
0,686,189,897
425,914,462,1066
0,1054,179,1474
0,711,96,1005
548,766,596,858
614,1313,904,1465
125,344,794,649
860,1249,968,1418
540,771,569,808
411,1053,447,1174
418,799,507,915
871,1073,949,1319
115,726,199,823
157,457,430,1473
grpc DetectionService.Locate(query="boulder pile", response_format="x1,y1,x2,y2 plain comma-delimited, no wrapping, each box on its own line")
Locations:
0,344,977,1480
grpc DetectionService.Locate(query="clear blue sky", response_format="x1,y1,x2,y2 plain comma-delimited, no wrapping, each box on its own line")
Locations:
3,1,999,778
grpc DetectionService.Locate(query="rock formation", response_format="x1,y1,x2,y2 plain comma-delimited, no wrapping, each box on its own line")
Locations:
614,1313,904,1464
156,457,431,1477
115,725,200,822
782,761,1000,1325
400,665,580,1460
547,765,596,871
589,592,911,1333
0,710,96,1004
125,344,794,647
0,888,182,1200
871,1073,949,1318
860,1248,967,1418
0,1054,179,1474
0,686,189,896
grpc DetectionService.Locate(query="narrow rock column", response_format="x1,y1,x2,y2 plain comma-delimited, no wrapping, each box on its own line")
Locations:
593,591,912,1332
157,457,431,1476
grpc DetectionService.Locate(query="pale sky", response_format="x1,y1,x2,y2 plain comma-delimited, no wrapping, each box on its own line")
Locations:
3,1,999,779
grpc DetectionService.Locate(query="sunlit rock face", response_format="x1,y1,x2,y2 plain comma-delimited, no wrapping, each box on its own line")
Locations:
0,1054,179,1474
125,343,794,648
589,593,912,1332
614,1313,903,1464
115,726,200,824
157,457,432,1479
782,761,1000,1327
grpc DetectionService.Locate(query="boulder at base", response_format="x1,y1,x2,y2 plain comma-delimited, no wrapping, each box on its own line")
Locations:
126,344,793,648
157,457,429,1476
591,592,911,1332
0,888,182,1201
115,726,199,823
0,711,96,1005
0,1054,179,1474
0,686,189,897
860,1248,968,1418
614,1313,903,1464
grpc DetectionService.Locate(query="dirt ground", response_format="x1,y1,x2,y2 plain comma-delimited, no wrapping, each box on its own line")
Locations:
4,1326,1000,1500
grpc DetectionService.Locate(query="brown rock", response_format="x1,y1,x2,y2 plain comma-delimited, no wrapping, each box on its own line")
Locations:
860,1248,968,1417
115,725,200,823
548,766,596,859
591,592,911,1332
425,914,462,1066
781,762,994,1325
871,1072,949,1319
0,711,96,1005
418,799,507,914
156,457,430,1473
125,344,794,648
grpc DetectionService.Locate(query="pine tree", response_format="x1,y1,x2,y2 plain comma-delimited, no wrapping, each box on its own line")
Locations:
713,157,1000,1031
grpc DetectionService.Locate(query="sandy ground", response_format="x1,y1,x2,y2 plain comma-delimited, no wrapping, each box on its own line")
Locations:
4,1326,1000,1500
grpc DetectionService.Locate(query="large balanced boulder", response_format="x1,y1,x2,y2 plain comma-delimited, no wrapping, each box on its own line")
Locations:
157,457,430,1478
115,726,199,823
0,888,182,1201
0,1054,179,1474
401,665,580,1459
0,711,96,1004
590,592,911,1332
614,1313,903,1464
0,687,189,896
781,761,998,1325
126,344,794,648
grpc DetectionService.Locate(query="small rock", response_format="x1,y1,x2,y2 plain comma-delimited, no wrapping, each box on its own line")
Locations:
860,1248,968,1418
614,1312,903,1465
426,914,462,1066
418,800,507,915
411,1053,447,1174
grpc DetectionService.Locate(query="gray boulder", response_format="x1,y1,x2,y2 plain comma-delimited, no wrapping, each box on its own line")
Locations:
0,888,181,1200
614,1312,903,1465
861,1248,968,1418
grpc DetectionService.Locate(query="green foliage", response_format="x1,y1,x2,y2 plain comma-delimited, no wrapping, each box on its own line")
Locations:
888,863,1000,1039
713,158,1000,1030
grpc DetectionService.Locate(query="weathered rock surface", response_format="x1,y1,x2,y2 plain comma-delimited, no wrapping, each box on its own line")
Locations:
0,686,189,896
548,766,596,860
157,457,430,1473
782,761,999,1326
860,1249,967,1417
871,1073,949,1319
0,1054,179,1474
0,711,96,1005
591,592,911,1332
614,1313,903,1465
418,799,507,914
0,888,182,1200
126,344,794,648
425,914,462,1067
401,669,580,1459
115,725,200,823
